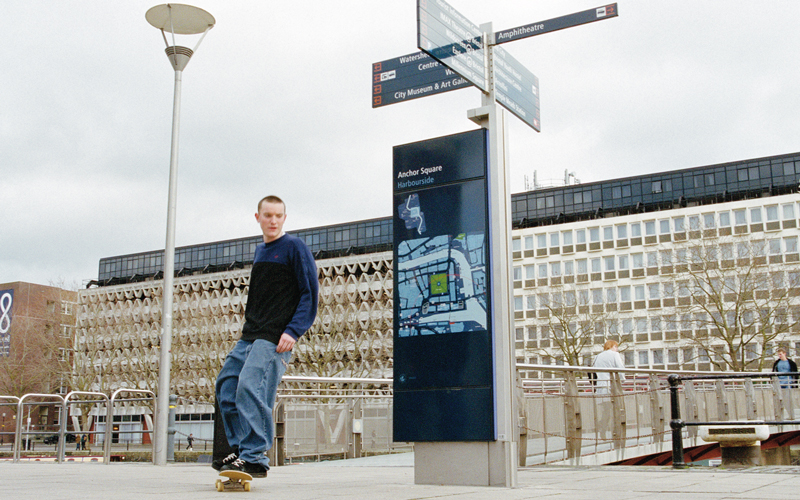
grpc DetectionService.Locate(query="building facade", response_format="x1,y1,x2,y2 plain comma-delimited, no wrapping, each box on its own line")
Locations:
512,193,800,376
0,282,76,435
73,151,800,426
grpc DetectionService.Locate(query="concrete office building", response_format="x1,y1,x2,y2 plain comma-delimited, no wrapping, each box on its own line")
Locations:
74,151,800,427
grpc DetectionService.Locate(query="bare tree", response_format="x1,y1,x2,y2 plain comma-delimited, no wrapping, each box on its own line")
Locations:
0,320,70,397
674,236,800,371
526,284,619,367
0,282,74,397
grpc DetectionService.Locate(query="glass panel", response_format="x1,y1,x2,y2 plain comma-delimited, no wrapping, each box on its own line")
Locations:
766,205,779,222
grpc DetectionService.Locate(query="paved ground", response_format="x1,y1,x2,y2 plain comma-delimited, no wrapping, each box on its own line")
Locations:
3,453,800,499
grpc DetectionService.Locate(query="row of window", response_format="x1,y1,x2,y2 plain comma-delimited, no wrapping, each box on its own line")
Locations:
514,271,799,310
517,304,800,337
97,218,393,281
297,219,391,252
513,154,800,221
514,201,800,251
513,238,800,281
519,343,799,369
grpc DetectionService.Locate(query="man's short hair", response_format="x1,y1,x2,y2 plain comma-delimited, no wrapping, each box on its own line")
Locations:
603,340,619,351
777,347,787,354
258,195,285,213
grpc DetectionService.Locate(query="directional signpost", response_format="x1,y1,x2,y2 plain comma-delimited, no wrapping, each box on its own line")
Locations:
372,51,472,107
495,4,618,45
493,45,540,131
373,0,618,488
417,0,486,91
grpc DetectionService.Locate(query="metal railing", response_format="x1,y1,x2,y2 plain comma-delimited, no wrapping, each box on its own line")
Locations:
104,389,156,463
3,390,155,464
0,397,20,450
668,371,800,468
518,364,738,465
5,368,799,467
271,375,402,464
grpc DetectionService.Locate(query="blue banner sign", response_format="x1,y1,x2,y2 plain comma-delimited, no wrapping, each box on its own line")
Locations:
0,289,13,357
393,129,495,441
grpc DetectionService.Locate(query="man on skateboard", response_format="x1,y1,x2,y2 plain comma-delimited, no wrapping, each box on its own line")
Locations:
214,195,319,477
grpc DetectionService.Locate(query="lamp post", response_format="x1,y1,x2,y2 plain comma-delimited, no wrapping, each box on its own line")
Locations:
145,3,214,466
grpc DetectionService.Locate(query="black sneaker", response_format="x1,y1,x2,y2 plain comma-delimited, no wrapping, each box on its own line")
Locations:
221,457,268,478
211,451,239,471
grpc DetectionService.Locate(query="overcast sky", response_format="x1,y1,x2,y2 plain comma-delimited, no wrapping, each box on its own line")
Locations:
2,1,799,289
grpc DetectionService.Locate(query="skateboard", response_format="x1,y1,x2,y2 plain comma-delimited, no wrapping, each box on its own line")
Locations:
216,470,253,492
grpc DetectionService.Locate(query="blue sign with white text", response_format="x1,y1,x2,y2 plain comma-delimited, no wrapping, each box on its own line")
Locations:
393,129,495,441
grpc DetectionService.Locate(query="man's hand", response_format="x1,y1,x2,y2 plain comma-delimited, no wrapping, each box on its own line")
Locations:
276,333,296,353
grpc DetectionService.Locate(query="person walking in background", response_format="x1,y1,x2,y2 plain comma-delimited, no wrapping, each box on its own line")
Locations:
187,433,194,451
772,347,798,389
593,340,626,439
593,340,626,395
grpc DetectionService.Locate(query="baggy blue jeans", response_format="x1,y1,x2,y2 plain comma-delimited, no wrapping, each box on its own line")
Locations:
215,339,291,467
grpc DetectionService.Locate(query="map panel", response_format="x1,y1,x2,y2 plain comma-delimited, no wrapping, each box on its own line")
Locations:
396,231,487,337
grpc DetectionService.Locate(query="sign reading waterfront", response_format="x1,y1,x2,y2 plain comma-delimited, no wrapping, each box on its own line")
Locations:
372,51,472,108
393,129,494,442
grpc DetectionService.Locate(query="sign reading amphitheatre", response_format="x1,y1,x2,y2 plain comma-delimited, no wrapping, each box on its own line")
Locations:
393,129,494,442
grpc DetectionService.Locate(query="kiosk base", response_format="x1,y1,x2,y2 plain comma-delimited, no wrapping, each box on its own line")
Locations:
414,441,517,487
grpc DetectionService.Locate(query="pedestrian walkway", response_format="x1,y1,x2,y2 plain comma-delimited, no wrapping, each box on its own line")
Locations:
2,452,800,499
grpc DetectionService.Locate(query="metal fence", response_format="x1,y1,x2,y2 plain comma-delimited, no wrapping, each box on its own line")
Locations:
5,368,800,466
667,371,800,468
275,375,408,463
518,364,800,465
0,389,155,464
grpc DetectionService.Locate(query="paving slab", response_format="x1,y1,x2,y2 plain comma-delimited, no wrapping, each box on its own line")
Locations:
2,456,800,500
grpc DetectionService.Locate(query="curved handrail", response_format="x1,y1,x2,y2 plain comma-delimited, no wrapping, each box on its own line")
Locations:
107,389,156,464
14,394,65,462
61,391,110,463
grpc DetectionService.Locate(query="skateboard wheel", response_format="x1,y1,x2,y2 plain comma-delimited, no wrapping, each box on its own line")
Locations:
244,482,251,492
215,479,224,492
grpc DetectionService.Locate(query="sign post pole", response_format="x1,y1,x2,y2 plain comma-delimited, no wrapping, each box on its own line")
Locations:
470,22,518,488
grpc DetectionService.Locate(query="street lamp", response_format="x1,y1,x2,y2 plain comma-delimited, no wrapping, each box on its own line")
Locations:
145,3,214,466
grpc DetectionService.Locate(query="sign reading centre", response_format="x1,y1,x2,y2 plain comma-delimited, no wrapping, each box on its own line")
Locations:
372,51,472,108
393,129,495,442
